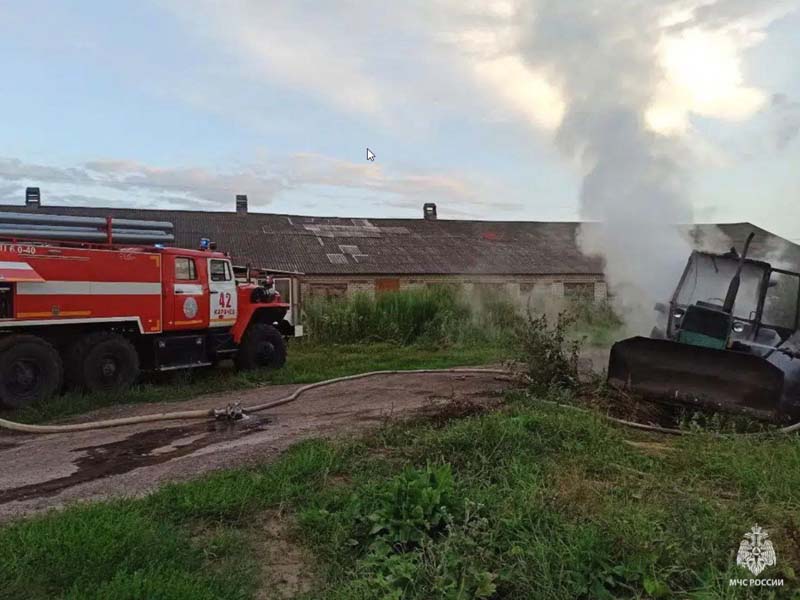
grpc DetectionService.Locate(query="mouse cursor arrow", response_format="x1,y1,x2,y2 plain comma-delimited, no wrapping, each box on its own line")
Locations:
366,148,375,161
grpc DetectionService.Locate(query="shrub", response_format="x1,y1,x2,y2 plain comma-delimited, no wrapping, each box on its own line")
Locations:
351,465,497,600
514,311,581,394
365,464,456,549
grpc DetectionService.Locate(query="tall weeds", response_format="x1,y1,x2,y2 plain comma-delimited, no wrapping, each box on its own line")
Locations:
303,286,512,345
302,285,622,349
567,297,623,346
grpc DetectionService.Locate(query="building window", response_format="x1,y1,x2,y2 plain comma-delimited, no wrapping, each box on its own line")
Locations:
209,259,232,282
564,282,595,299
175,257,197,280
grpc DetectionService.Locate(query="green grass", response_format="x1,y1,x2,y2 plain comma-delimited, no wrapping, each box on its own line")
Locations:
0,501,254,599
3,390,799,599
7,340,511,424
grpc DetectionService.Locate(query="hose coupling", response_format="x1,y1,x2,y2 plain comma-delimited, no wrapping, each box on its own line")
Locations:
213,402,245,421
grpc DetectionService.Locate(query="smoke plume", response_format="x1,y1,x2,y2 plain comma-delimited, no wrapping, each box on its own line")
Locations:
514,1,787,331
517,1,690,330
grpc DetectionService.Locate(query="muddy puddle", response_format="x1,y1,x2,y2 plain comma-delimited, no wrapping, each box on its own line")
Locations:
0,416,271,505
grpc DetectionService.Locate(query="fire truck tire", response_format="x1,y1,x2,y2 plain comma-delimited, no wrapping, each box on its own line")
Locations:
68,332,140,393
235,323,287,370
0,335,63,409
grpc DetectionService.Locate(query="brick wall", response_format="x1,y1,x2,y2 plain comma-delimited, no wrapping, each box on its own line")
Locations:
346,281,376,296
301,274,607,304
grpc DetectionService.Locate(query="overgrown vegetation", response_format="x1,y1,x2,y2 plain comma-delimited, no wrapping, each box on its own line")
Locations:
567,297,624,346
303,286,503,345
303,285,622,348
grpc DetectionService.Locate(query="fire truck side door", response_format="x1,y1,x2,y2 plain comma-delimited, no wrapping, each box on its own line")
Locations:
172,256,208,328
208,258,237,327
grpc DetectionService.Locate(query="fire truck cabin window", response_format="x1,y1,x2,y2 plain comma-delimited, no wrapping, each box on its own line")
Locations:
210,260,232,282
175,257,197,280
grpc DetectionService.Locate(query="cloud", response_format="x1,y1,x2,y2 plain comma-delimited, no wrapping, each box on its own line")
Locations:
163,3,386,117
0,157,281,210
771,92,800,150
159,1,796,142
690,0,799,29
0,154,508,215
284,154,477,199
0,182,23,202
0,159,93,185
82,160,284,207
159,1,568,134
647,26,768,134
160,2,456,130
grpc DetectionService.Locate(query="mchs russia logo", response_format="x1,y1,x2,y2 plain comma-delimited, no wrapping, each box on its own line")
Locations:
730,525,783,588
737,525,776,576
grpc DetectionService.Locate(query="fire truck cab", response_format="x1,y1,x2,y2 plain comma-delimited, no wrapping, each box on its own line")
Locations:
0,217,290,409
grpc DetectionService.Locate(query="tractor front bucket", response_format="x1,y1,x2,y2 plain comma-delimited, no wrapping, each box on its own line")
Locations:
607,336,785,421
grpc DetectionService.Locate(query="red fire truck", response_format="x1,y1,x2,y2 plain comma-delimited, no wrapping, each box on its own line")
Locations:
0,210,289,408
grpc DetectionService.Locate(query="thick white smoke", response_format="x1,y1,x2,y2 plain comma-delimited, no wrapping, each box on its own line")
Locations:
513,0,791,331
518,1,693,330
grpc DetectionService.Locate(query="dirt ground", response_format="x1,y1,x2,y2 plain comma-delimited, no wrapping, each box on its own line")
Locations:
0,371,511,521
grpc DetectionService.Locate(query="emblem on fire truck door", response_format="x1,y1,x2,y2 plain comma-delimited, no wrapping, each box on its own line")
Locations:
183,297,199,319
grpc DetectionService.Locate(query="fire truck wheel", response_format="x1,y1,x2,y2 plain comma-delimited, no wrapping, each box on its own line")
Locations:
0,335,63,409
235,324,287,370
69,332,140,393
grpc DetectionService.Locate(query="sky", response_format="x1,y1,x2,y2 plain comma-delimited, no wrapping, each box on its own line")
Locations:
0,0,799,241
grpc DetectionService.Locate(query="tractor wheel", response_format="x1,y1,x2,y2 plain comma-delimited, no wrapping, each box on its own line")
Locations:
234,323,287,370
0,335,63,409
68,332,140,393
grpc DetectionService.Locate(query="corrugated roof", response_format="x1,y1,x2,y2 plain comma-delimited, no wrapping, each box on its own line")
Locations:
0,204,795,275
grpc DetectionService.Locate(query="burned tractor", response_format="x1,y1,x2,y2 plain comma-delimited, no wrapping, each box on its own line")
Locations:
608,233,800,422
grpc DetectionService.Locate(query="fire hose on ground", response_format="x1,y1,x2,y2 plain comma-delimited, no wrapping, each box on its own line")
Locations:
0,367,798,436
